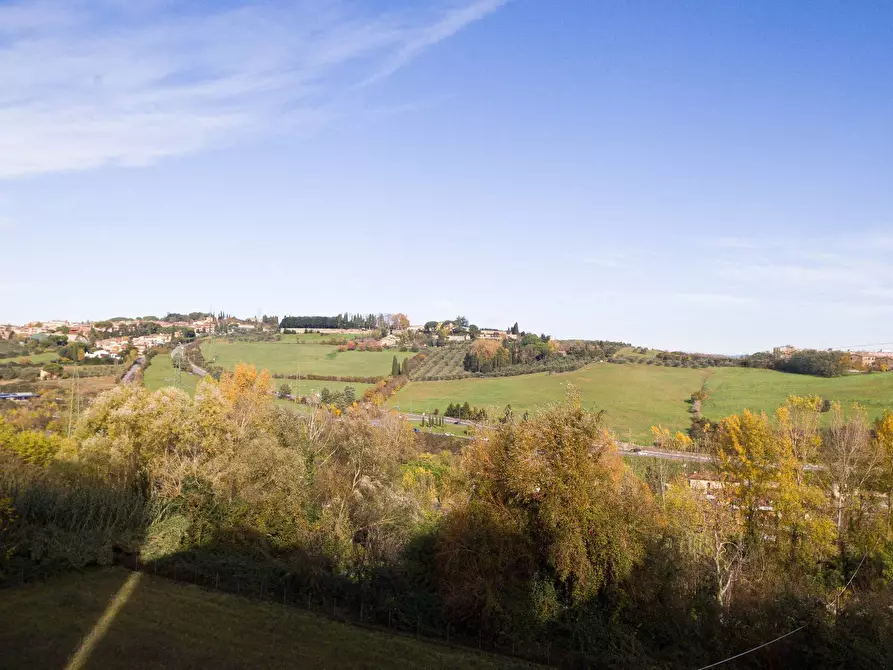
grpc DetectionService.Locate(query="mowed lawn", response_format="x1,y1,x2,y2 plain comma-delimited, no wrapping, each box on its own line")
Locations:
203,340,414,378
0,568,529,670
142,354,200,394
389,364,893,443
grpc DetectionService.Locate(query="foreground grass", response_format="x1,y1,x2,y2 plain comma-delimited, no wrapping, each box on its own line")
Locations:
203,340,414,378
390,364,893,443
0,568,530,669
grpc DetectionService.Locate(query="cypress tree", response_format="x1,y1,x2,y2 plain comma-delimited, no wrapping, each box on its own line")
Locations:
392,355,400,377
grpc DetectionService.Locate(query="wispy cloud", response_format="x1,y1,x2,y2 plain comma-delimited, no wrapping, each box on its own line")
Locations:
0,0,506,179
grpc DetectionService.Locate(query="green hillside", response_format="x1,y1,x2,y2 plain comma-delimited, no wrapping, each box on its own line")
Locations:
202,340,414,378
389,363,893,443
0,568,530,670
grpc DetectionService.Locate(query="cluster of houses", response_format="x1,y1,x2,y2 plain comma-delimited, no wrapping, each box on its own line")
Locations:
1,316,223,362
88,334,174,358
847,350,893,371
0,320,93,341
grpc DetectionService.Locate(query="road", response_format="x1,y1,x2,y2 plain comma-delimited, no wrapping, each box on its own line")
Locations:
122,357,145,384
397,412,827,469
397,412,717,462
171,345,207,377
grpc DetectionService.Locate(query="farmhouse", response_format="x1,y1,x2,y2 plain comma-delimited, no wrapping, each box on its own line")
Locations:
687,471,724,493
848,351,893,371
477,329,505,340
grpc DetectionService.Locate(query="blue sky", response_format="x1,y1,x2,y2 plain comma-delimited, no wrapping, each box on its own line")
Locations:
2,0,892,353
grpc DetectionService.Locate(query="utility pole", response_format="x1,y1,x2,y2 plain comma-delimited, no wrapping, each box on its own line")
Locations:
67,344,81,438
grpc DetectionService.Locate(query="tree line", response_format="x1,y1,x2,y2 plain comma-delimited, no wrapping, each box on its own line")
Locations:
280,314,392,330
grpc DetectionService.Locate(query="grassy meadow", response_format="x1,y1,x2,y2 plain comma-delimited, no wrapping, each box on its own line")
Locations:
202,339,414,378
0,568,527,669
142,354,200,394
271,378,372,397
8,351,59,365
389,363,893,443
281,331,371,343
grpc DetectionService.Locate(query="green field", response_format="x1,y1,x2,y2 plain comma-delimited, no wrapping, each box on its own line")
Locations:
407,418,474,437
8,351,59,365
142,354,200,394
0,568,526,669
388,363,893,443
271,378,372,397
203,340,414,378
282,331,371,343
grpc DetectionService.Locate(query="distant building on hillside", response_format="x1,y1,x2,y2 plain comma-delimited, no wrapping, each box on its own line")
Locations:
477,329,505,340
848,351,893,371
772,345,797,359
687,471,725,493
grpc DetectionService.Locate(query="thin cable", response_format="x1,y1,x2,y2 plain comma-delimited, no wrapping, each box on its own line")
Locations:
696,536,881,669
697,626,806,670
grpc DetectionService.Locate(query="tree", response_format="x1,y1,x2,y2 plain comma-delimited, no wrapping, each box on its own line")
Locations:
390,313,410,331
511,322,519,335
468,325,480,339
820,404,879,571
391,355,400,377
278,383,292,399
438,390,654,624
454,315,469,328
424,321,438,333
41,362,63,378
400,358,409,376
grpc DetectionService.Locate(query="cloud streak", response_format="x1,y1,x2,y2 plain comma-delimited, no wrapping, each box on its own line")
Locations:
0,0,506,179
